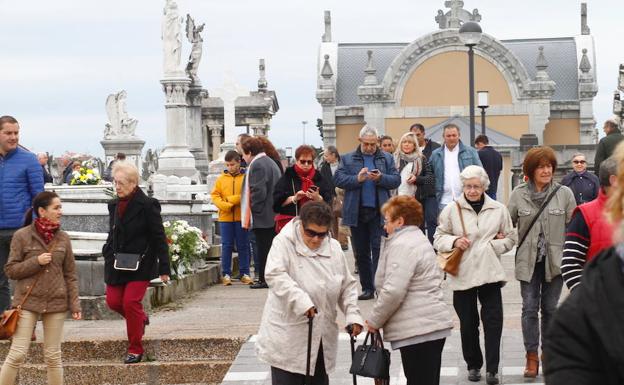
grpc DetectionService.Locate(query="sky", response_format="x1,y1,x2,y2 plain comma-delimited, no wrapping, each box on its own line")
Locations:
0,0,621,158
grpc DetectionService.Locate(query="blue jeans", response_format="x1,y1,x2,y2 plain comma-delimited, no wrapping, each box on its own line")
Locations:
520,260,563,352
420,196,438,245
220,221,250,276
0,230,16,312
350,208,382,293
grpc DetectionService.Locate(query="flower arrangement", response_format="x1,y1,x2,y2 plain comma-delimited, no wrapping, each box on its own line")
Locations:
70,160,102,185
163,220,210,276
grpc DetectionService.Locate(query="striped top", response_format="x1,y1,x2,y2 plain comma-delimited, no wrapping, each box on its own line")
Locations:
562,210,590,290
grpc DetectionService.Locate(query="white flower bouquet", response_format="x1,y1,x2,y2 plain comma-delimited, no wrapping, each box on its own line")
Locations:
163,220,210,277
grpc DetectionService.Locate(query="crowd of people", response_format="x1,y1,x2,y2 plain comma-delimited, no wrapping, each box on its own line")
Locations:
2,112,624,384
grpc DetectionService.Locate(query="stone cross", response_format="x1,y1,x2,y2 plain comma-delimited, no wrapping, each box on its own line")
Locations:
211,72,250,144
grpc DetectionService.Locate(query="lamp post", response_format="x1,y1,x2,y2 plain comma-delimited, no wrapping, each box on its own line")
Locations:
301,120,308,144
477,91,489,137
459,21,483,147
285,146,293,166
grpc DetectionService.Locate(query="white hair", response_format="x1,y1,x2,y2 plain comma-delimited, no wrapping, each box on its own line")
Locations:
359,124,379,139
112,161,140,186
460,165,490,191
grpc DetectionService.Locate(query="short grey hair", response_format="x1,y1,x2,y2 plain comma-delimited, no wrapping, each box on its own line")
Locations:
36,152,48,160
359,124,379,139
460,165,490,191
112,161,140,186
605,118,620,132
599,156,618,188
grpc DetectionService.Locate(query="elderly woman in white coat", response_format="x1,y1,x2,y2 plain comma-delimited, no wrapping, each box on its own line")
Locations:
256,201,363,385
366,195,453,385
434,165,516,385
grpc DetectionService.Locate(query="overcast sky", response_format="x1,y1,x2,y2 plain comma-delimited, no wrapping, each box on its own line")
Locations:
0,0,621,157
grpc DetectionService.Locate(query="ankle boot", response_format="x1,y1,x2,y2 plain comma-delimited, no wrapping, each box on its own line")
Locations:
524,351,539,378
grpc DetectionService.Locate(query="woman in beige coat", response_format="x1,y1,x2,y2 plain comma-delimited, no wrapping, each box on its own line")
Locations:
366,195,453,385
0,191,81,385
256,201,363,385
434,166,516,385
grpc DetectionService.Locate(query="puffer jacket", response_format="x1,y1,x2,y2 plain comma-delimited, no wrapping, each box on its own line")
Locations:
5,225,81,314
0,146,44,229
368,226,453,342
256,218,363,374
333,147,401,227
508,182,576,282
210,169,245,222
434,194,516,291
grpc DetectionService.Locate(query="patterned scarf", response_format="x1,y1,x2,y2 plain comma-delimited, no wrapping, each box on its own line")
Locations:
241,152,267,229
293,164,316,207
34,217,60,244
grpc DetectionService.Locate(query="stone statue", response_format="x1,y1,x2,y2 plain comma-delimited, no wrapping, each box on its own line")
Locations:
436,0,482,29
142,149,159,181
471,9,482,23
104,91,138,139
162,0,182,75
435,10,447,29
185,14,205,83
619,64,624,92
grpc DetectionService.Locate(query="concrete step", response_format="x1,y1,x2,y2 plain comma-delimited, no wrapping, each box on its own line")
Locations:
16,360,230,385
0,337,245,364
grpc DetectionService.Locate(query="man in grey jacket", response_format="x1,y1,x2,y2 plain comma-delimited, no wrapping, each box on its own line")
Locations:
241,137,281,289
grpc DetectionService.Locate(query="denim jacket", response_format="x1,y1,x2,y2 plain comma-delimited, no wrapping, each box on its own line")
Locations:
429,141,482,205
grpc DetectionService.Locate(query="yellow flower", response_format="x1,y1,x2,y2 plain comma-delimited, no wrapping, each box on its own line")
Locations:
87,169,93,174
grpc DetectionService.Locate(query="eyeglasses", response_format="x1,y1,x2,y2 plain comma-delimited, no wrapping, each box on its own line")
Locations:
463,184,483,191
303,228,329,239
572,160,587,164
298,159,314,165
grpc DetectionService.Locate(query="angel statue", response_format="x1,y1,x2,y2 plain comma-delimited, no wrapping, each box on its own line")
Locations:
185,14,205,83
162,0,183,75
104,91,138,139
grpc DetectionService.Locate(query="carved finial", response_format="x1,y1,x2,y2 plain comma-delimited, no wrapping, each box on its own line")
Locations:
322,10,332,42
321,54,333,79
363,50,378,86
581,3,590,35
258,58,268,92
579,49,592,73
436,0,481,29
535,46,551,81
471,9,482,23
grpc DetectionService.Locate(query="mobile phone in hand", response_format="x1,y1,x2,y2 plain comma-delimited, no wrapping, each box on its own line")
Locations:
309,185,319,192
370,169,380,174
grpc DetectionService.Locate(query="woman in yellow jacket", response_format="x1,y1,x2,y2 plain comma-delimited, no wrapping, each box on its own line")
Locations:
211,150,252,285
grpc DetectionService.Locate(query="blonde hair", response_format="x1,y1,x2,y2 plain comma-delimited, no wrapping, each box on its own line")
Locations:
111,161,140,186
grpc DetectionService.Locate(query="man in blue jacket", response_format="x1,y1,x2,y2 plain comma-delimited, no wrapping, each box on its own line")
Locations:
334,125,400,300
429,124,482,211
0,116,44,311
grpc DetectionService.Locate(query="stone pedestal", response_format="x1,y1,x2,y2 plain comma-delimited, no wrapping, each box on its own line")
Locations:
158,76,200,180
100,138,145,173
187,85,210,180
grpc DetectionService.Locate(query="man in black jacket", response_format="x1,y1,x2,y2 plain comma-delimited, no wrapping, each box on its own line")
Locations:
594,119,624,173
543,246,624,384
411,123,440,244
475,135,502,200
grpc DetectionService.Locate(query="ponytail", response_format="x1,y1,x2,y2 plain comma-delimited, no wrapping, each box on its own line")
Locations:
23,191,59,227
23,207,35,227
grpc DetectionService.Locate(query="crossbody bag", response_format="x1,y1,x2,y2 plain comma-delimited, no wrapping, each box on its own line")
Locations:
516,185,562,252
112,208,148,271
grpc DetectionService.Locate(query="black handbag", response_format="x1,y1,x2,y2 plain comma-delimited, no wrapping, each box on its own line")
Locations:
111,208,147,271
349,332,391,380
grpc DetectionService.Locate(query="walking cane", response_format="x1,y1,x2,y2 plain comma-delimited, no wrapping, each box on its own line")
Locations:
305,309,317,385
345,324,357,385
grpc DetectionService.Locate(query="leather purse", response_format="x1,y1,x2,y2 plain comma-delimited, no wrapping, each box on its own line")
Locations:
437,201,466,276
113,252,144,271
349,332,391,380
0,238,57,339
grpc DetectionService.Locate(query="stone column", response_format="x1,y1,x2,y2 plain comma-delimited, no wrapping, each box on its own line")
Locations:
208,124,223,161
250,123,266,136
186,85,210,178
157,76,199,178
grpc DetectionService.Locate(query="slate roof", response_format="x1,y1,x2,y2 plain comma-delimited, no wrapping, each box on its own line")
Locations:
335,37,579,106
426,116,519,145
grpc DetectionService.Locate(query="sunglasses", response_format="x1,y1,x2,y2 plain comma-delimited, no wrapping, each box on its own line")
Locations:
572,160,586,164
298,159,314,165
303,228,329,239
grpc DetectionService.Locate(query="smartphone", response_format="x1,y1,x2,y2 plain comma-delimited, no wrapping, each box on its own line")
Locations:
370,169,380,174
309,185,319,192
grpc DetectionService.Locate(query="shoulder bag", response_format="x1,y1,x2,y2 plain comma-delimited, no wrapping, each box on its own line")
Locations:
349,331,391,380
0,238,58,339
437,201,466,276
515,185,562,253
112,208,148,271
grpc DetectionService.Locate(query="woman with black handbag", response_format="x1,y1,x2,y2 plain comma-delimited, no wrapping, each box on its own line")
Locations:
0,191,81,385
102,162,171,364
366,195,453,385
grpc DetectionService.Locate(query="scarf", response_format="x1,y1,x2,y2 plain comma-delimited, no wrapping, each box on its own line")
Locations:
241,152,267,229
293,164,316,206
393,133,423,177
34,217,60,244
528,181,551,262
117,187,138,219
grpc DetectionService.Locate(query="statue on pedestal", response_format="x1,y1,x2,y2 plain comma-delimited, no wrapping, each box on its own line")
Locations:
104,91,138,139
162,0,183,76
185,14,205,83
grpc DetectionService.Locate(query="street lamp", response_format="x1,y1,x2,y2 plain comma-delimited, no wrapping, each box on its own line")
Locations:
459,21,483,147
302,120,308,144
285,146,293,166
477,91,489,137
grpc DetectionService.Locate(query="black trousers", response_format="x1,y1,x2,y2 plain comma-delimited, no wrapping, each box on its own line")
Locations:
453,282,503,374
253,227,276,283
399,338,446,385
271,343,328,385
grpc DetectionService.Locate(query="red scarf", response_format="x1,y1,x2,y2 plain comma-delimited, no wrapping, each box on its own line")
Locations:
294,164,316,207
117,187,138,219
34,217,60,244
